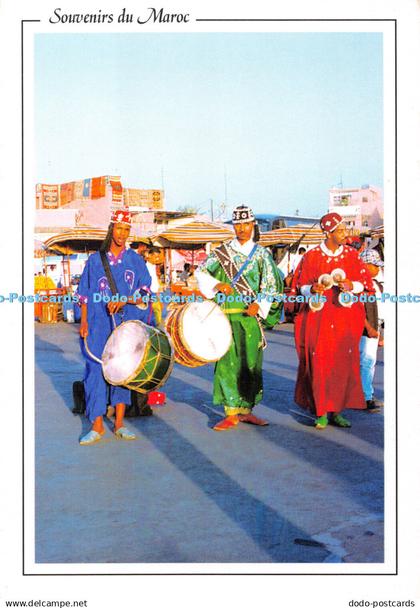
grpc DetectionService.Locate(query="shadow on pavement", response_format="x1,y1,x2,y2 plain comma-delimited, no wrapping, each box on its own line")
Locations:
129,413,331,563
174,364,383,518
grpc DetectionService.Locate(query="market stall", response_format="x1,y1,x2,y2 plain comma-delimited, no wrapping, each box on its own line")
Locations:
150,220,234,296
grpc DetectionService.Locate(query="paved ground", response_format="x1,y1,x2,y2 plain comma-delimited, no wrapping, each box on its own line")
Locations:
35,320,384,564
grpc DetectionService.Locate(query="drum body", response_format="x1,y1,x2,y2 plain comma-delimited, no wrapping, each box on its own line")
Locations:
102,320,173,394
165,301,232,367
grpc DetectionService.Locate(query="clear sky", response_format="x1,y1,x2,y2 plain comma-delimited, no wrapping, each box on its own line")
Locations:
35,32,383,218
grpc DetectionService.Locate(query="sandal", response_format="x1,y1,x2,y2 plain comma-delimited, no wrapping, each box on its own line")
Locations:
331,414,352,428
315,415,328,429
238,413,269,426
114,426,137,440
213,416,240,431
79,430,105,445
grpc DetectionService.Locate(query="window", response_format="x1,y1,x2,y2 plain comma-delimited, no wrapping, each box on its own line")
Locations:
272,219,286,230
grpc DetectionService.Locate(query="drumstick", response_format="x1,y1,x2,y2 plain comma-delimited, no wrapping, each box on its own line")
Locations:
288,408,316,421
200,302,219,323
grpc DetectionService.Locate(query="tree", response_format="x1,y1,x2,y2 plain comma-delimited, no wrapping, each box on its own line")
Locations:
176,204,201,214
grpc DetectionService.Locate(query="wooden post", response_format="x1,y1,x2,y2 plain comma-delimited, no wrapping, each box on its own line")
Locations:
168,247,172,287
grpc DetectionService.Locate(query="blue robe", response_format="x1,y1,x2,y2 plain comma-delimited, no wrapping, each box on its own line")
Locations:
77,248,152,422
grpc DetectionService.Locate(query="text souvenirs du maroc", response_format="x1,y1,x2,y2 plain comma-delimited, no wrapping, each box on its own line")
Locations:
49,8,190,24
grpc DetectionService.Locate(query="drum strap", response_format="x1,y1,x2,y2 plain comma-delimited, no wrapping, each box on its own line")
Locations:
213,243,267,349
231,244,258,286
100,250,118,296
213,243,256,300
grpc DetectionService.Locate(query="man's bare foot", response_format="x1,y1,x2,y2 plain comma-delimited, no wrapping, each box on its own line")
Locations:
92,416,105,434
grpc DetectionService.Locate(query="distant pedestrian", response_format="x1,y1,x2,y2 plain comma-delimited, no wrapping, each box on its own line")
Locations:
291,246,307,273
144,247,164,326
359,249,384,411
179,263,192,284
347,235,368,254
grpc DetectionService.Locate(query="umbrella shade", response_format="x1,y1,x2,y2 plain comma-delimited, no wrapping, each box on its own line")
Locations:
34,238,58,258
44,228,147,254
259,224,324,246
44,229,108,254
151,220,234,247
34,239,46,258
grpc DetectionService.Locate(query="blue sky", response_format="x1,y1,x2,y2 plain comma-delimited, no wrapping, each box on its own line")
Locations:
35,32,383,217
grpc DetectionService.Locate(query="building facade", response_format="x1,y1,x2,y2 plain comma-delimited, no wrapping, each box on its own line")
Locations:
35,175,165,237
328,185,383,232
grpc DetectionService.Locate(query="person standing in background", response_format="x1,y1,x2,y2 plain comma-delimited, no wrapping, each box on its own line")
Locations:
359,248,384,412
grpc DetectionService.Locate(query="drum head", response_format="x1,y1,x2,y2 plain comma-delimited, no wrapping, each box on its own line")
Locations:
181,301,232,362
102,321,148,384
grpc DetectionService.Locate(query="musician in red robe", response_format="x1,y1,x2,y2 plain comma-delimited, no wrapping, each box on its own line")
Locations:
291,212,373,429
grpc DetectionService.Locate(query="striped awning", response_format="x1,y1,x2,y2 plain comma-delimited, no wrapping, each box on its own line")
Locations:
259,224,324,246
44,228,108,254
151,220,234,247
34,238,60,258
370,224,384,238
34,238,46,258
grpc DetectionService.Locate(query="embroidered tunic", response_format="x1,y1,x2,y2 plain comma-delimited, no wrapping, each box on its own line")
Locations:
196,239,282,414
291,243,373,416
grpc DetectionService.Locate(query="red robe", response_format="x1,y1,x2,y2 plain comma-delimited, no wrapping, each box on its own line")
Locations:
291,244,374,416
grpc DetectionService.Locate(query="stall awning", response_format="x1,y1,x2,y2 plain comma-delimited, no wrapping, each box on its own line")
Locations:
370,224,384,239
44,228,108,254
44,228,152,254
259,224,323,246
151,220,234,247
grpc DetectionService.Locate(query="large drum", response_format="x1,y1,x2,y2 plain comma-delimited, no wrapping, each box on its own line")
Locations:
100,320,174,394
165,300,232,367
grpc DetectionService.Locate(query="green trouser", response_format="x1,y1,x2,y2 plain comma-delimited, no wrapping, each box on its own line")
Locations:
213,313,264,416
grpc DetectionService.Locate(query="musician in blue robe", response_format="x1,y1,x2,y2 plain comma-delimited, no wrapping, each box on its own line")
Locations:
77,209,152,445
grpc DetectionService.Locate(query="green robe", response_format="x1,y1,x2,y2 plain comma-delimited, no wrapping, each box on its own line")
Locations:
200,242,283,415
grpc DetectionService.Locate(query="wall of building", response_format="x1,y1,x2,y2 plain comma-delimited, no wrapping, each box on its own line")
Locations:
328,185,383,231
35,176,165,233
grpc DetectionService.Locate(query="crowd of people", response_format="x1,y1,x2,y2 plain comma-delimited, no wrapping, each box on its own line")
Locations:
72,206,384,445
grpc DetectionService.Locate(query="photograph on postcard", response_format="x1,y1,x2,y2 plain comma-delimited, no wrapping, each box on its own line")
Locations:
25,22,395,574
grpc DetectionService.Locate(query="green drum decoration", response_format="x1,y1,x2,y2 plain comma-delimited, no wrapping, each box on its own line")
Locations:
101,320,174,394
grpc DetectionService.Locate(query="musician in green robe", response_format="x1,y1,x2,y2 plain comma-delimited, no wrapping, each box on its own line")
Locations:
196,205,283,431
